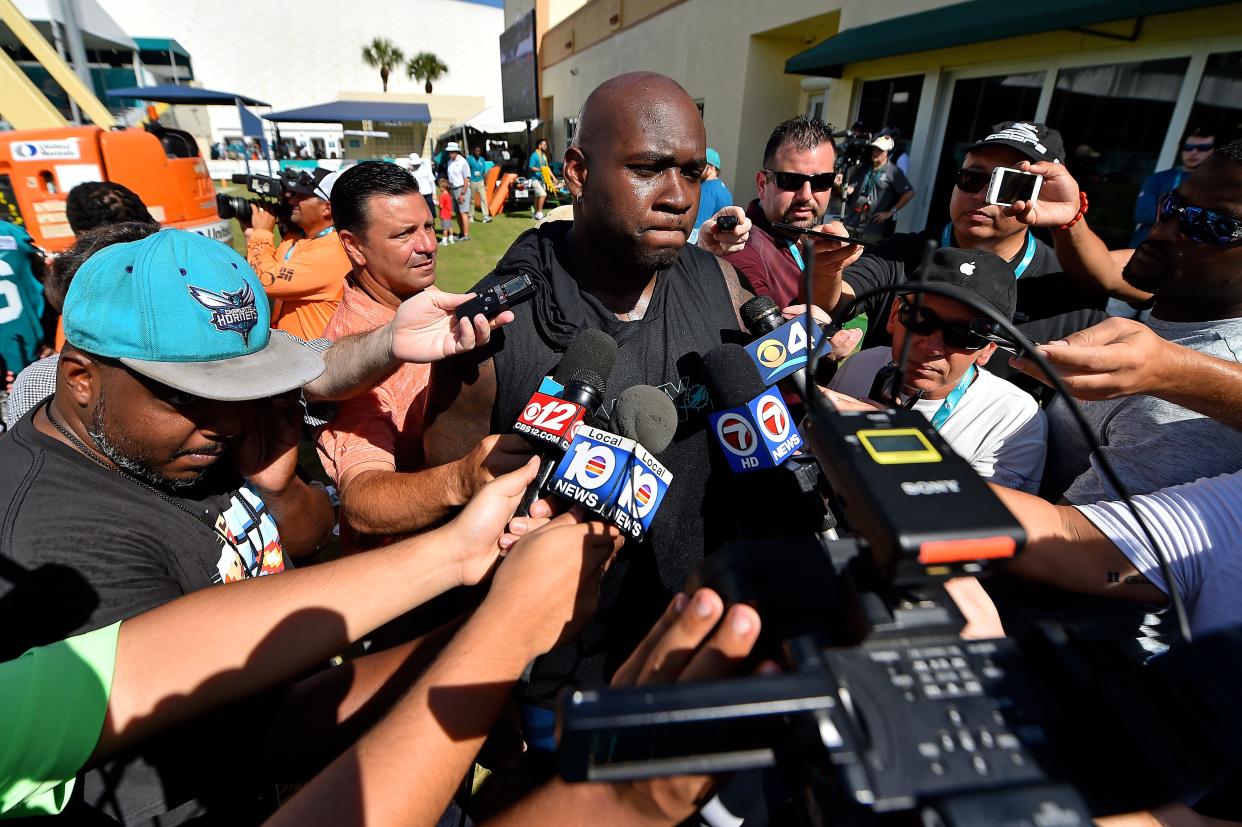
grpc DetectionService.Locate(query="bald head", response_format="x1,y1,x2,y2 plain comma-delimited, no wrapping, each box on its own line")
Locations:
575,72,703,154
563,73,706,276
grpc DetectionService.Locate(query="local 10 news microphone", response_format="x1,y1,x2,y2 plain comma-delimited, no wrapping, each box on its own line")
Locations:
513,330,619,515
545,385,678,541
704,343,804,472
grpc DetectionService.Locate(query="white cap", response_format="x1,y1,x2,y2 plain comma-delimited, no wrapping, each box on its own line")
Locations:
314,170,342,201
407,152,423,166
445,141,462,153
870,135,895,152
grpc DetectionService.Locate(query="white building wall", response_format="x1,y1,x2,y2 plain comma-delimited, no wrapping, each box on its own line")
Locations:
538,0,836,199
95,0,505,141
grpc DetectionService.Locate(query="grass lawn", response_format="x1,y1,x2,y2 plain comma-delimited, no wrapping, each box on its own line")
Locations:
433,212,536,293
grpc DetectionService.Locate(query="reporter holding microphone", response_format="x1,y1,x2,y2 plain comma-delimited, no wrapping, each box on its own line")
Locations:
317,162,537,554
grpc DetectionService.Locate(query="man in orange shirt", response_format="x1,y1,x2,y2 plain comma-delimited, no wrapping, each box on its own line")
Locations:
317,162,533,552
245,168,351,340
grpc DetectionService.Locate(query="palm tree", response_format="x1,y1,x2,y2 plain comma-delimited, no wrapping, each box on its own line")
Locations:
361,38,405,92
407,52,448,94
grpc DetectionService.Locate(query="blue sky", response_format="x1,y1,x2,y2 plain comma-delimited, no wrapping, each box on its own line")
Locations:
460,0,504,6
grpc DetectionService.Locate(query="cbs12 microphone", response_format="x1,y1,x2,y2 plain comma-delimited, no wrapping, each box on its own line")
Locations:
513,331,618,516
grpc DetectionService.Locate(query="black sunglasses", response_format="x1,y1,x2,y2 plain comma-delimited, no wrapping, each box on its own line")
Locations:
1182,142,1214,153
953,168,990,195
1156,192,1242,247
763,169,835,192
897,298,992,350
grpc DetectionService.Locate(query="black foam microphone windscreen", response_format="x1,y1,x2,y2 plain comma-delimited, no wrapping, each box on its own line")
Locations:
739,295,784,337
703,343,767,410
612,385,678,454
553,330,619,386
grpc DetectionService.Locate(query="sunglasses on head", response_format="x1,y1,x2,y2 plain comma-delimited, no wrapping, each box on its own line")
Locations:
953,168,991,195
763,169,835,192
1156,192,1242,247
1183,142,1214,153
897,297,992,350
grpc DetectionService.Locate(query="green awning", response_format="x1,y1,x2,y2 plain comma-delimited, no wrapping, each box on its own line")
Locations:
786,0,1237,76
134,37,191,60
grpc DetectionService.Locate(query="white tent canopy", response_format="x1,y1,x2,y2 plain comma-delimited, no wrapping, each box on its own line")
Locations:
462,104,539,135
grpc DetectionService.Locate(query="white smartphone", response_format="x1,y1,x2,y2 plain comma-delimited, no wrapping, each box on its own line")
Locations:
985,167,1042,207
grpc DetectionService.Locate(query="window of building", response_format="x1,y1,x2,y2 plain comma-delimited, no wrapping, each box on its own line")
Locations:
1047,56,1191,247
807,92,826,122
1187,50,1242,145
925,71,1045,231
855,75,923,139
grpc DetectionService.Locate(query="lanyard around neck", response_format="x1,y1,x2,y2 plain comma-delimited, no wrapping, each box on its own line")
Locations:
928,364,976,430
940,224,1036,279
787,240,805,271
285,225,335,261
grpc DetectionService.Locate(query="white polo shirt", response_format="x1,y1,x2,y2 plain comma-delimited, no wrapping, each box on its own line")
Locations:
829,346,1047,493
446,155,470,189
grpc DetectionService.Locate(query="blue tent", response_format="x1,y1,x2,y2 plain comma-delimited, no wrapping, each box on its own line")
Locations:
264,101,431,123
105,84,268,106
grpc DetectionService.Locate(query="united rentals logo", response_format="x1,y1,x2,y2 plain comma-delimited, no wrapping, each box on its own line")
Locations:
188,284,260,344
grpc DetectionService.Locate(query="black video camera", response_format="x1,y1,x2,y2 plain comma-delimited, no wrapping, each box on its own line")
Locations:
215,171,296,223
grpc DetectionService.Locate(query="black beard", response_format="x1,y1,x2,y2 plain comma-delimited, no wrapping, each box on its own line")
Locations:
1121,240,1178,295
631,245,681,272
86,396,202,491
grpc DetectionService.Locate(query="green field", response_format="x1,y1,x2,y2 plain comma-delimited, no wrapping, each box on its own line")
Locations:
218,183,534,293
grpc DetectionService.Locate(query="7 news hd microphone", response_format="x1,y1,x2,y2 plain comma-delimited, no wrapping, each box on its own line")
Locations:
704,344,803,472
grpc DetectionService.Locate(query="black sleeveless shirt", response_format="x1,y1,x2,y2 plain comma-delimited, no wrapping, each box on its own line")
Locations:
473,222,743,697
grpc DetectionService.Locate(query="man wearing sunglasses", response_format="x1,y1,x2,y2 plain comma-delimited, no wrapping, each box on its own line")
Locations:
244,167,351,340
723,115,850,307
1131,126,1215,248
1042,138,1242,507
820,121,1110,389
828,247,1047,493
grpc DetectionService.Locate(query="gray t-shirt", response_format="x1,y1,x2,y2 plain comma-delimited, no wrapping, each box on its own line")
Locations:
1045,316,1242,504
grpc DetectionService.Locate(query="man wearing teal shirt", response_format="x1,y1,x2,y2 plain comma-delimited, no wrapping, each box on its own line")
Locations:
528,137,550,220
469,145,494,223
0,221,46,401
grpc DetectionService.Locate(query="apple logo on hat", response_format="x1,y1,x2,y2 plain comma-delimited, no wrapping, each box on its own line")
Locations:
960,262,976,276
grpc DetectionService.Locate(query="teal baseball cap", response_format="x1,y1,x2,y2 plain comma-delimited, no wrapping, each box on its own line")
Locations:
63,229,324,401
706,147,722,170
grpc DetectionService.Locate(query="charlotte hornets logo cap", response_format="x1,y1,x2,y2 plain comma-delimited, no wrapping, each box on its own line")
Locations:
63,229,324,401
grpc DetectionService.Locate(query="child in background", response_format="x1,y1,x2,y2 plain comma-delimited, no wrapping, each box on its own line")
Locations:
437,179,455,244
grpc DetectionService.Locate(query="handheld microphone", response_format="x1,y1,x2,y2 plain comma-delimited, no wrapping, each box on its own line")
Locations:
704,344,803,473
515,331,618,515
607,386,678,539
537,329,620,397
739,295,825,391
611,385,679,454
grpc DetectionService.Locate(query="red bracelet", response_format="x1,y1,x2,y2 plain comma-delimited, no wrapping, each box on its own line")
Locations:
1060,191,1089,230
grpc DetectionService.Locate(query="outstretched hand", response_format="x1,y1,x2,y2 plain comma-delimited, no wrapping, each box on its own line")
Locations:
1009,317,1174,400
387,286,515,364
606,588,765,823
